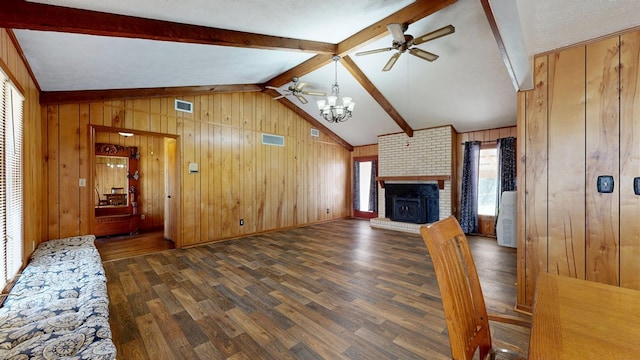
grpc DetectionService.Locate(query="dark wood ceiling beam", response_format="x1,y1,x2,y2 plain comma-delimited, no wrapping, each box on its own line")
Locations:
337,0,458,55
0,1,336,54
263,88,353,151
40,84,262,105
340,56,413,138
264,54,335,89
480,0,519,91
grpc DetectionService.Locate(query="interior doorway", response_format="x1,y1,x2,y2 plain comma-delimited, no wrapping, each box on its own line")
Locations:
90,125,179,252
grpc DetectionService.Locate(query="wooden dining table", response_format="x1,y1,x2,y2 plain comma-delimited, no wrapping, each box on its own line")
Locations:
529,272,640,359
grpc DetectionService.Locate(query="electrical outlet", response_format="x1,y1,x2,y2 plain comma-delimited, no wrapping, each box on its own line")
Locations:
239,219,244,226
326,208,330,214
597,175,614,193
140,214,146,220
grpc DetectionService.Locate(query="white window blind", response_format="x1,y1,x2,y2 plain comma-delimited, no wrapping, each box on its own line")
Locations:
0,72,23,292
0,77,6,291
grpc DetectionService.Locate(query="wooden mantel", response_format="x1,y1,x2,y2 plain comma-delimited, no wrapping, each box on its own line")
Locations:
376,175,451,190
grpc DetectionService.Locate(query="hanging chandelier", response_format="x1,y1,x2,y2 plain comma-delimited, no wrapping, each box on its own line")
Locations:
316,56,355,123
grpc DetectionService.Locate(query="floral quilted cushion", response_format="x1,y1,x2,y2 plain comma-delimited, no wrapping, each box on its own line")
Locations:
0,234,116,359
0,316,116,359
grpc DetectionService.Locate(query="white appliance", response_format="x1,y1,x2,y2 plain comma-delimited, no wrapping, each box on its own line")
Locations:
496,191,517,248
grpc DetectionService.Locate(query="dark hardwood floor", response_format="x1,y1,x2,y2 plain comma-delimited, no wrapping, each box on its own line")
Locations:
96,230,175,261
103,219,530,359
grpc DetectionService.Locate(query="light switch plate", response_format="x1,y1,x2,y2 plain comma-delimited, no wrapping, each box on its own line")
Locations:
597,175,614,193
189,162,198,173
79,178,86,187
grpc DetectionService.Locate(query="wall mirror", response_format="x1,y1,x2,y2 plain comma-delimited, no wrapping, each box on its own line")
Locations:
95,155,129,207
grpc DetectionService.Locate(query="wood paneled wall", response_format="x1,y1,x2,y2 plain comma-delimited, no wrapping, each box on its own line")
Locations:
517,29,640,309
46,93,352,247
352,144,378,158
456,127,517,236
0,29,46,263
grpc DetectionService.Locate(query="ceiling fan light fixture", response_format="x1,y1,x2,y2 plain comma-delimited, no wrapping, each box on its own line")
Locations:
317,56,355,123
356,23,454,72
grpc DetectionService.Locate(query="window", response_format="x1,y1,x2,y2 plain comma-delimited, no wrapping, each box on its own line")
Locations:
0,71,23,292
477,147,497,216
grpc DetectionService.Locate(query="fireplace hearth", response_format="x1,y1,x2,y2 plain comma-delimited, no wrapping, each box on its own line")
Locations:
385,183,439,224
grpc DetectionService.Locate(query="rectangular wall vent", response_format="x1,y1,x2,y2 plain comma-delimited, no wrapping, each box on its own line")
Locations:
175,99,193,113
262,133,285,147
310,128,320,137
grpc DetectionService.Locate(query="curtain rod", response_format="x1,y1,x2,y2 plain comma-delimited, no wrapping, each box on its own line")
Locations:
460,139,497,145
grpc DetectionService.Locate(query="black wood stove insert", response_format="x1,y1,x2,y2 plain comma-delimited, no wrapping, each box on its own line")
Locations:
385,183,439,224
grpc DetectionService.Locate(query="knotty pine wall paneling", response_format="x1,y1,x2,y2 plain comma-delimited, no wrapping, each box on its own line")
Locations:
517,29,640,308
46,92,351,247
620,31,640,289
352,144,378,158
547,45,586,280
520,55,549,309
0,29,46,262
585,37,620,284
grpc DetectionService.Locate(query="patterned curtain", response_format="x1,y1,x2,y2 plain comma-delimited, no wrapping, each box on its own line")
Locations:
353,160,360,211
368,160,377,212
495,137,516,220
460,141,481,234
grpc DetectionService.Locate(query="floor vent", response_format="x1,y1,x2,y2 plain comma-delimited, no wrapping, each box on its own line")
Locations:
262,133,285,147
310,128,320,137
175,99,193,113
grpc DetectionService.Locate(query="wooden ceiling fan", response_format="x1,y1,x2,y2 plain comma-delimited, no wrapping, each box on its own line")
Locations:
265,77,326,104
356,23,455,71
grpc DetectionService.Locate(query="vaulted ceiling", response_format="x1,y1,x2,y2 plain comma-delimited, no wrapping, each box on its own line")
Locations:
3,0,640,148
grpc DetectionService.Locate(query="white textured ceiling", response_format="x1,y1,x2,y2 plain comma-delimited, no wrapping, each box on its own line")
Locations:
13,0,640,146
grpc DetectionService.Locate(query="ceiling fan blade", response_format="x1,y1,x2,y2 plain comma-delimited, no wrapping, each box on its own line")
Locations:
294,81,306,91
273,94,286,100
387,23,406,43
302,91,326,97
413,24,455,45
382,52,401,72
265,85,280,90
295,94,308,104
409,48,439,62
355,47,394,56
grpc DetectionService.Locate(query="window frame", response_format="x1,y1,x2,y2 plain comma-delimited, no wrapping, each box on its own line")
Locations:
0,72,24,294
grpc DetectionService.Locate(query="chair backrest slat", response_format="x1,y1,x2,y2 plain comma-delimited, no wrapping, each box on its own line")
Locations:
421,216,493,360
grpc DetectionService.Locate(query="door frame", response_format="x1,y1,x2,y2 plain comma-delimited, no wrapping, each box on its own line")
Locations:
89,125,181,246
353,155,379,219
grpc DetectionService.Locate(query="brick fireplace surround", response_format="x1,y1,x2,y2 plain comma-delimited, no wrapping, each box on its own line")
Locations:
370,126,453,234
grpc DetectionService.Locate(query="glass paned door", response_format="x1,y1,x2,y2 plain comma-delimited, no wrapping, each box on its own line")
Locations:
354,157,378,219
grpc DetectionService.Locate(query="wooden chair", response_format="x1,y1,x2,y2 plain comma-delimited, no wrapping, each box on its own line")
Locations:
420,216,530,360
95,188,108,206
